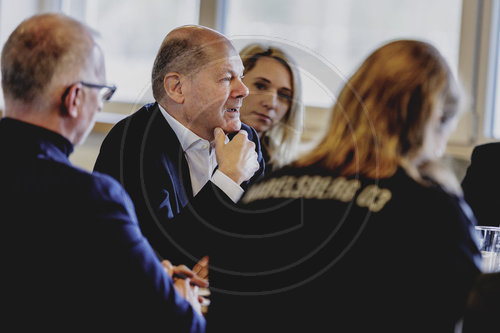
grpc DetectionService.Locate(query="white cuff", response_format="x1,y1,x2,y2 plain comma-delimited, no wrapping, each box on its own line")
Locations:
211,169,244,203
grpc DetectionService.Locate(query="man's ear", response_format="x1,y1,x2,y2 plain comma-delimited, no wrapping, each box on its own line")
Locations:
163,72,185,104
61,83,83,118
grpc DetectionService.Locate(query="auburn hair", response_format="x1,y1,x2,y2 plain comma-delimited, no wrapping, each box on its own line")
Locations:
296,39,461,183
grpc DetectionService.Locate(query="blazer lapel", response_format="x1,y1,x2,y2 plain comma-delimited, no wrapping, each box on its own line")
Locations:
148,104,193,208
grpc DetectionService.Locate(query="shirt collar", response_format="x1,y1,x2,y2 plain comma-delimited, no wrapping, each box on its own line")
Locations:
158,103,208,152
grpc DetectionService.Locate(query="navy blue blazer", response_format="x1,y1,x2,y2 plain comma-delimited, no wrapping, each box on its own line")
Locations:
462,143,500,227
0,118,205,332
93,103,265,266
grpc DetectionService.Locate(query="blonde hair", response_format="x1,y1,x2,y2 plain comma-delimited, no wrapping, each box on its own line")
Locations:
240,44,304,169
296,40,462,193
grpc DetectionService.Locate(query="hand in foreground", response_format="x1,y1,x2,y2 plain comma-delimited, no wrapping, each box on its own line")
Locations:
192,256,211,315
192,256,209,281
214,127,259,185
161,260,209,288
174,276,202,315
162,260,209,315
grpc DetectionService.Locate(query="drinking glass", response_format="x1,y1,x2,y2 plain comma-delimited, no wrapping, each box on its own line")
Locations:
475,226,500,272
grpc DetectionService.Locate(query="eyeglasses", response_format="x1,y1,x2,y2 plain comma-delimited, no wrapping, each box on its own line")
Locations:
62,81,117,102
79,81,117,101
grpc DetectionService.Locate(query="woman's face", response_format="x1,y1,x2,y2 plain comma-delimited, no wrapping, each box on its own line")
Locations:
418,97,459,164
240,56,293,136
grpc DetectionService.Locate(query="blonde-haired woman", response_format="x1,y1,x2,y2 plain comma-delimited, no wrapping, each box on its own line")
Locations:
239,44,304,174
207,40,481,332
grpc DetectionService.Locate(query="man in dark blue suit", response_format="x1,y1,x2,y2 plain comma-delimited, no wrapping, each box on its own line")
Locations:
462,143,500,227
93,26,265,268
0,14,206,331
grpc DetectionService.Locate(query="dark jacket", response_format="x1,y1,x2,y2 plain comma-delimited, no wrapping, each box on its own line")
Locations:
0,117,205,332
462,142,500,226
93,102,265,266
206,164,481,332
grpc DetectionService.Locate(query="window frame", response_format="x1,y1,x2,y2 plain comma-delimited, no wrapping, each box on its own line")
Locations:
0,0,499,160
211,0,500,158
446,0,500,157
482,0,500,138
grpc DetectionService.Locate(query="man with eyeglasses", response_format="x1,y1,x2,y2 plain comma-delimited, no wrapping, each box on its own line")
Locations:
0,13,206,332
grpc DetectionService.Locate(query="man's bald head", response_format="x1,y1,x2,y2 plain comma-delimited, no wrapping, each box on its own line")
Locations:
1,13,97,104
151,25,236,103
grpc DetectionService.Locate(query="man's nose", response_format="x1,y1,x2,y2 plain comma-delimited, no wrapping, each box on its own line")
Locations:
232,77,249,99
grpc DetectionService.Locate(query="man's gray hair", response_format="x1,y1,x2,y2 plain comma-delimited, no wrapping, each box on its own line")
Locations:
1,13,96,103
151,37,209,102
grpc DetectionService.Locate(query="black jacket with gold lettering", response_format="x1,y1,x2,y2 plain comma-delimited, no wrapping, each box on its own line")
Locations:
202,163,481,333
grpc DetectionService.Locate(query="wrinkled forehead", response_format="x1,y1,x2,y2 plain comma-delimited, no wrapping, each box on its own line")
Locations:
199,39,244,74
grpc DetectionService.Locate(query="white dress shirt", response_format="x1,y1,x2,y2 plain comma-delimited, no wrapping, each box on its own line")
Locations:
158,104,244,202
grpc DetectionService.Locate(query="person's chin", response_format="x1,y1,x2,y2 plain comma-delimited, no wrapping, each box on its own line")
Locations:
248,120,267,133
223,119,242,134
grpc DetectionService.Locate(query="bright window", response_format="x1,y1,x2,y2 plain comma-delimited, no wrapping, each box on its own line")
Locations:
0,0,39,110
63,0,200,104
494,56,500,137
491,8,500,138
0,0,200,107
224,0,463,108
